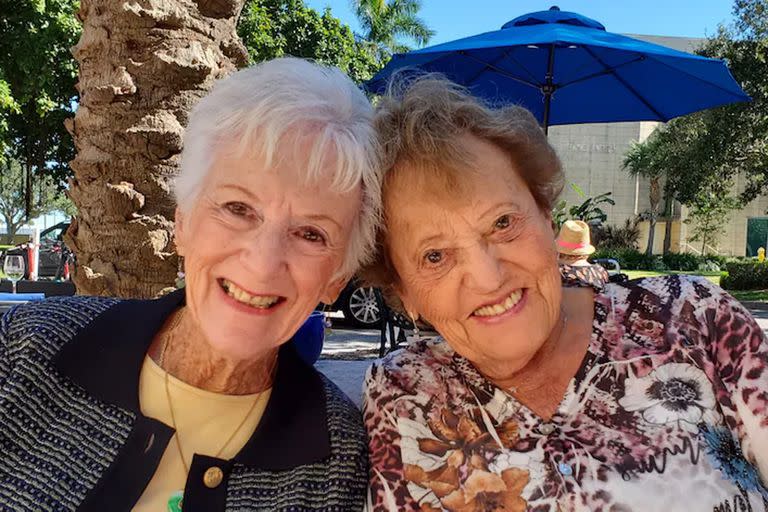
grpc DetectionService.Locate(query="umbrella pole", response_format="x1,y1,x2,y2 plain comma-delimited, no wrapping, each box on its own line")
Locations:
542,43,556,136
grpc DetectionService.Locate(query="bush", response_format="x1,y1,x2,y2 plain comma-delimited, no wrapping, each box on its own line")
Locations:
703,254,728,268
662,252,700,271
592,249,727,272
697,260,721,272
591,248,665,270
721,261,768,290
594,218,640,251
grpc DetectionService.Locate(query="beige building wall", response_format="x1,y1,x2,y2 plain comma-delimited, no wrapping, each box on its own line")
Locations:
548,122,647,227
637,220,682,254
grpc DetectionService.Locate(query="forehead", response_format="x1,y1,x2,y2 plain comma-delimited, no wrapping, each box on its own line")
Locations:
205,139,363,218
385,135,532,236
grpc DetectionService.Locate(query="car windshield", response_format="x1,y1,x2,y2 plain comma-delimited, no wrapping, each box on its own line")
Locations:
41,224,67,243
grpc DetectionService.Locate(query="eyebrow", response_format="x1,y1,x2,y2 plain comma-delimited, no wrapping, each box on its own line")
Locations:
413,233,445,253
478,201,521,220
218,184,343,231
219,183,257,199
304,213,343,232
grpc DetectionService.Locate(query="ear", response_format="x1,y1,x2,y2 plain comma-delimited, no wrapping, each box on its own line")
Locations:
174,207,187,257
394,282,419,321
320,274,351,305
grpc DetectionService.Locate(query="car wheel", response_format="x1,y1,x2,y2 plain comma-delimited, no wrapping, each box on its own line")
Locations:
342,286,381,327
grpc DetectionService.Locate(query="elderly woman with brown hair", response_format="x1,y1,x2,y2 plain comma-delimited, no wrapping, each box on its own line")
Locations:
0,58,378,511
361,76,768,511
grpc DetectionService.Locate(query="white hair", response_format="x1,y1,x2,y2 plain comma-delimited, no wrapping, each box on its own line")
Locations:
174,57,381,277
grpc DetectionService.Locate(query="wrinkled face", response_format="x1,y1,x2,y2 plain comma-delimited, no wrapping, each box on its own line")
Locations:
387,134,562,377
175,141,361,362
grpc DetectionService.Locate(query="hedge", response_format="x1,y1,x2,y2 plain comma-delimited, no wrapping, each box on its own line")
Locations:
591,249,726,272
721,261,768,290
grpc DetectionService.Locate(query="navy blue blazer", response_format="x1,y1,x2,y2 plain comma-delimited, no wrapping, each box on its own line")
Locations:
0,290,368,511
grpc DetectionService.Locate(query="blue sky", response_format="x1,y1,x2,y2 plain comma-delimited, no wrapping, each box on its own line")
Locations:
305,1,735,46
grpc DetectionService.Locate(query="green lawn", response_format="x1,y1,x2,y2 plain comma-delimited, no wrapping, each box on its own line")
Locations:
727,289,768,302
624,270,721,286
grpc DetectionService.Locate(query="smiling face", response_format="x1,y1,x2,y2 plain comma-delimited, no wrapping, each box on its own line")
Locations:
174,140,361,362
387,134,562,378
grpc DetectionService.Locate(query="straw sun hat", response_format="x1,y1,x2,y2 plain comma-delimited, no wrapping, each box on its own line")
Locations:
556,220,595,256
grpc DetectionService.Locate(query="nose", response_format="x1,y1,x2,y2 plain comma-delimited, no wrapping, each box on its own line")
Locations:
239,225,288,277
463,243,505,294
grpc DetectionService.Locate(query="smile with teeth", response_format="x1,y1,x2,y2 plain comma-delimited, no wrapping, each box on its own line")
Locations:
473,289,524,317
221,279,282,309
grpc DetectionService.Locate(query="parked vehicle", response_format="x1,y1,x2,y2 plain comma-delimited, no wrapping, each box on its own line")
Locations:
330,280,381,327
4,222,73,280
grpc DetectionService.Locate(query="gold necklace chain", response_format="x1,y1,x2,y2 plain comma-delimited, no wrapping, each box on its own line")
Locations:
158,308,277,474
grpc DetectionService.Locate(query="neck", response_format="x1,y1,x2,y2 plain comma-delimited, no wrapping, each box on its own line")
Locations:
152,308,278,395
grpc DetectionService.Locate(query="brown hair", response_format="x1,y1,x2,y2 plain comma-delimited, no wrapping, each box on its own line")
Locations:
360,74,564,311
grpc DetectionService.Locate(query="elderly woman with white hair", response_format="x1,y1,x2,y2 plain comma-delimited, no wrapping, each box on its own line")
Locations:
0,58,378,511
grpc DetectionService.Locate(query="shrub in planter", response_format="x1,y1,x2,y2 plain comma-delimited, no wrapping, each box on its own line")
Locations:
662,252,700,271
721,261,768,290
697,260,721,272
704,254,728,268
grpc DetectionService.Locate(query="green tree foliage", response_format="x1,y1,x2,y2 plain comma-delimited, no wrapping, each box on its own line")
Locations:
644,0,768,205
0,158,74,243
623,136,669,255
552,184,615,230
238,0,381,83
353,0,434,57
684,179,740,255
0,0,80,191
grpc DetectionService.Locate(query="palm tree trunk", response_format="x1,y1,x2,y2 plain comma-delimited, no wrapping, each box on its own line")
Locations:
662,192,673,255
646,219,656,256
66,0,248,298
645,177,661,256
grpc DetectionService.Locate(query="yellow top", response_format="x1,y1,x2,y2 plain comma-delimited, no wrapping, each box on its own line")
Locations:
133,356,271,511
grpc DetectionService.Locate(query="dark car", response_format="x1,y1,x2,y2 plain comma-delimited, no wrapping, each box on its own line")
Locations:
330,279,382,327
328,280,421,331
5,222,72,280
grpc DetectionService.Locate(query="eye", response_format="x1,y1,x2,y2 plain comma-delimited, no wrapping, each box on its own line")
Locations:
494,214,511,230
424,250,443,265
298,228,327,244
224,201,251,217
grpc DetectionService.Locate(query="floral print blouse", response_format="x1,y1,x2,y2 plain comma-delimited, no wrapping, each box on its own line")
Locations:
559,263,610,291
362,276,768,511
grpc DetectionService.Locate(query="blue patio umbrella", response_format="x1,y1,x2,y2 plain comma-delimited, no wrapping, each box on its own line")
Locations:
366,6,750,133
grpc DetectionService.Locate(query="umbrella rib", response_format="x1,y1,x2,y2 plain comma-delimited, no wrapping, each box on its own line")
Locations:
461,48,541,88
558,56,645,88
458,51,541,90
583,46,666,120
460,49,518,86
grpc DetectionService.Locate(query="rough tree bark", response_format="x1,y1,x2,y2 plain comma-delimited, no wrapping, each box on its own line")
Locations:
645,177,661,256
66,0,248,298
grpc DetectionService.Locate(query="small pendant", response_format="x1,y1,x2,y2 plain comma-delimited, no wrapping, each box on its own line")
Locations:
167,491,183,512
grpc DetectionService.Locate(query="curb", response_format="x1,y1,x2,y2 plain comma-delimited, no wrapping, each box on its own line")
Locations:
741,301,768,311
